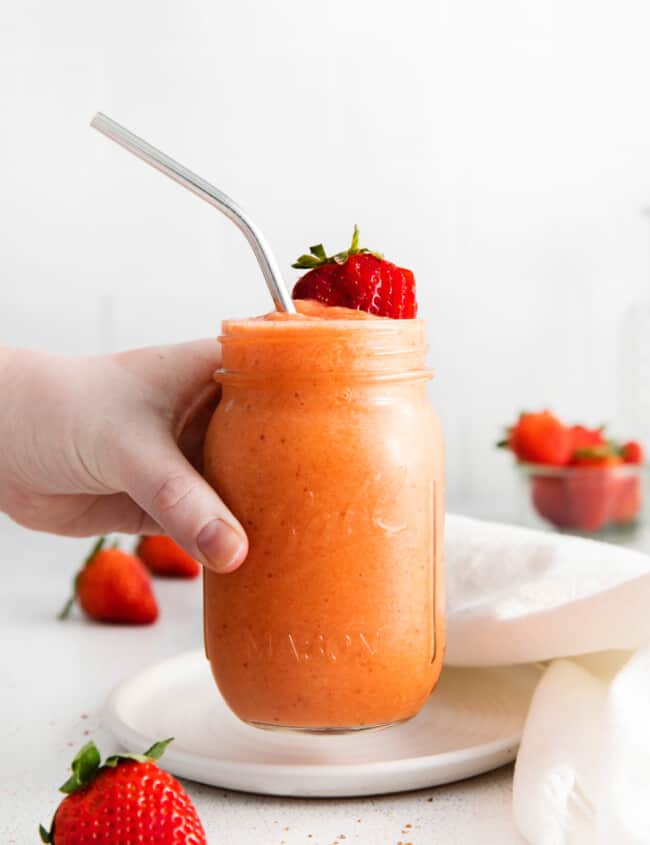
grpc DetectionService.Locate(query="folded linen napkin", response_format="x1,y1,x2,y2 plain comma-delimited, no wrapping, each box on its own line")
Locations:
445,514,650,845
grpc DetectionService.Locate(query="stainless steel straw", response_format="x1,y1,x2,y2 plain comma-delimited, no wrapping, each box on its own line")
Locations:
90,112,295,313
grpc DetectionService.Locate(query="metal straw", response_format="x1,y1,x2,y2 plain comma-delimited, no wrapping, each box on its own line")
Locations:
90,112,295,313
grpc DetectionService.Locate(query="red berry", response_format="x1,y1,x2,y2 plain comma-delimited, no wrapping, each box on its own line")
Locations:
563,469,620,531
136,535,201,579
568,425,606,454
506,411,572,466
59,537,158,625
621,440,644,465
291,226,417,318
613,474,642,524
40,740,206,845
530,476,571,528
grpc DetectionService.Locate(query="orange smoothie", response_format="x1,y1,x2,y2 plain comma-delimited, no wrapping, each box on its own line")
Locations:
203,301,445,731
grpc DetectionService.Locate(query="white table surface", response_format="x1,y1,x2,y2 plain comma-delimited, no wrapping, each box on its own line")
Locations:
0,515,525,845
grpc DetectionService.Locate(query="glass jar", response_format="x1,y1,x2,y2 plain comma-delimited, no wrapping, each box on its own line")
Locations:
203,304,445,732
517,461,644,537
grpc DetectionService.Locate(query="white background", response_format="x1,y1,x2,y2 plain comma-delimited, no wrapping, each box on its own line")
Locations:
2,0,650,511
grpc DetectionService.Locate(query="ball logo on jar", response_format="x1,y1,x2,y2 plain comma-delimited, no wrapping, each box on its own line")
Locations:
251,468,412,552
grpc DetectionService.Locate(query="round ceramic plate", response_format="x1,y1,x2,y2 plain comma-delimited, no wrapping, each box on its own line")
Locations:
104,650,541,797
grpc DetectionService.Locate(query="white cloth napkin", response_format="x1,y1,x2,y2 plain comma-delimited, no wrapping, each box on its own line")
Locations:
445,514,650,845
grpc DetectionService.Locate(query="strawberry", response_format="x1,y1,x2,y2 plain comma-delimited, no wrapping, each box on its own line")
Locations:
621,440,644,465
39,739,206,845
530,476,571,529
568,425,607,454
564,469,620,532
59,537,158,625
570,446,642,526
501,411,572,466
291,225,417,318
136,535,201,579
613,474,642,524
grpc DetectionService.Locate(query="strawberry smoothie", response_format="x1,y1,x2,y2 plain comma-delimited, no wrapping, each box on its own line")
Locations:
203,301,445,730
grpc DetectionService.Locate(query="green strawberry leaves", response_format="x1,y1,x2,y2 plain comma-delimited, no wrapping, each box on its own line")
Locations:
105,737,174,768
144,738,175,760
292,225,383,269
39,824,53,843
61,738,174,788
291,247,327,269
59,741,102,793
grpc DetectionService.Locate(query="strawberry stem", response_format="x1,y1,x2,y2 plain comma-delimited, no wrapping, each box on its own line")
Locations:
84,536,107,563
291,225,383,270
349,224,360,253
57,593,76,621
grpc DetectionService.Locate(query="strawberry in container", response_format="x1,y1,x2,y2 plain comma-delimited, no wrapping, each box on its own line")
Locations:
498,411,644,534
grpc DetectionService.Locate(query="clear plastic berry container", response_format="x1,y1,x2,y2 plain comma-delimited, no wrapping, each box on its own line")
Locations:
517,462,645,536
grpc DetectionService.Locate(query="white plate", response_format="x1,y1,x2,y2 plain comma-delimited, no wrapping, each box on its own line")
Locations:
105,650,541,797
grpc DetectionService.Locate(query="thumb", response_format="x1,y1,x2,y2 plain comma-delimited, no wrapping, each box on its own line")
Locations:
120,436,248,573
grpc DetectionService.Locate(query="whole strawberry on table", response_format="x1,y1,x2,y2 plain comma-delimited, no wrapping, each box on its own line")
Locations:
136,534,201,579
39,739,206,845
59,537,159,625
498,410,644,534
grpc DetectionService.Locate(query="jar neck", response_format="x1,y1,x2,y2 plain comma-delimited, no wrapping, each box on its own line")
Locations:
218,316,431,383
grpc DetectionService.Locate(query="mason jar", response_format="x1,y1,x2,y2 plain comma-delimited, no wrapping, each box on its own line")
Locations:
203,302,445,732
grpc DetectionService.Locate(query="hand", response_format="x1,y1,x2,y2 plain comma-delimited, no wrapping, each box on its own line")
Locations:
0,342,247,573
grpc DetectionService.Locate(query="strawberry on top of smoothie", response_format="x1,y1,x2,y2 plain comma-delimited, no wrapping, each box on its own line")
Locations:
292,225,417,318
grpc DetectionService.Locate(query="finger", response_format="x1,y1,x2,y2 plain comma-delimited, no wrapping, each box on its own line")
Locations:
119,437,248,573
12,492,162,537
177,388,221,472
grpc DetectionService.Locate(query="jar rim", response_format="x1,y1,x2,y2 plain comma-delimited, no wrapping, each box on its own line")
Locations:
218,314,430,381
220,316,425,340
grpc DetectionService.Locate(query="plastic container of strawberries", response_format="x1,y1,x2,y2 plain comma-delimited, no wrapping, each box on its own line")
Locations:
518,462,645,536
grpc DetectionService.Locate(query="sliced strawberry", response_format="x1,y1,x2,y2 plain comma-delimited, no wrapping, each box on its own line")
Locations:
292,226,417,318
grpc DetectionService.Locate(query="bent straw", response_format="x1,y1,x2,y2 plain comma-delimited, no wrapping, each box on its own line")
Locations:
91,112,295,313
